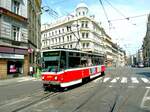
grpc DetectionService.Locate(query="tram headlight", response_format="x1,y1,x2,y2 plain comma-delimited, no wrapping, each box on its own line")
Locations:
54,76,58,80
42,76,45,80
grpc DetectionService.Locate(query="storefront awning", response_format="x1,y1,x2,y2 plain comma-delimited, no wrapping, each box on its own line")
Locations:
0,53,24,59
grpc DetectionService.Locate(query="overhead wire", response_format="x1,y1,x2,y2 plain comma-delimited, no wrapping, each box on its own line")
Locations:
109,14,148,22
98,0,112,32
104,0,134,25
98,0,110,24
104,0,126,18
41,0,59,19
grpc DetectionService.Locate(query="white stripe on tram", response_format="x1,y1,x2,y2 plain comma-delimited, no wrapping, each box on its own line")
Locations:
90,73,101,79
121,77,127,83
131,77,139,83
60,79,82,87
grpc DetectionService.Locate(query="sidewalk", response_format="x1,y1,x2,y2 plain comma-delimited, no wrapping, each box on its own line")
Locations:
0,76,41,86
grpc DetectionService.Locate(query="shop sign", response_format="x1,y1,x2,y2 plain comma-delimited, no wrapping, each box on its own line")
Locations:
0,53,24,59
9,65,16,73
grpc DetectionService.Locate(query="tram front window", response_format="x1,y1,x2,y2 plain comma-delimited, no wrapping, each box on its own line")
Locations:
42,61,59,72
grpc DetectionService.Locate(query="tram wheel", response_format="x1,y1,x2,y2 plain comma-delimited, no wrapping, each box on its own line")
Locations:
101,72,105,76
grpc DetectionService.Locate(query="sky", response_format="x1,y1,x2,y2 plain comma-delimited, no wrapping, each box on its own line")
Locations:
41,0,150,55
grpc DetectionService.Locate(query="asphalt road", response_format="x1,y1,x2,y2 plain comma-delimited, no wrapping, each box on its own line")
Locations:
0,67,150,112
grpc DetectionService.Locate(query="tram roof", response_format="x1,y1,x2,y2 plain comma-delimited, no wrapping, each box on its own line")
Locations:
42,48,104,57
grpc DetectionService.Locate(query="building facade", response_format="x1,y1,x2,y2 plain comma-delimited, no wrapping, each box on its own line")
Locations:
41,2,126,67
136,49,143,65
41,3,105,55
28,0,41,70
143,14,150,67
0,0,29,79
0,0,41,79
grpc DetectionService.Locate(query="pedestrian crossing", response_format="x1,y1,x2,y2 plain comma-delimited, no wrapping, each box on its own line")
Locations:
93,76,150,84
16,76,150,85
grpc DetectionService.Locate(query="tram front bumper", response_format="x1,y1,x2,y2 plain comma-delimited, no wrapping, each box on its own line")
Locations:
42,80,60,86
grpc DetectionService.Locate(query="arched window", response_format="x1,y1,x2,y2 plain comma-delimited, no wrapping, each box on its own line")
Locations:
83,11,85,15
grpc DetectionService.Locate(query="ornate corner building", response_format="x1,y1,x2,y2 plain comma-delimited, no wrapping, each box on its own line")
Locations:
41,2,126,67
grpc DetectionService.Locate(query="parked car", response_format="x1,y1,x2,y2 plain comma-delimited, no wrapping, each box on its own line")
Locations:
138,64,144,68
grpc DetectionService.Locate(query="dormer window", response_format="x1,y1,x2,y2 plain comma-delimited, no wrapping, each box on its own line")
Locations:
79,12,80,15
83,11,85,15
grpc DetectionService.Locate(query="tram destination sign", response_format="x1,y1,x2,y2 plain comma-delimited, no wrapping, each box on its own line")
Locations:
43,51,60,57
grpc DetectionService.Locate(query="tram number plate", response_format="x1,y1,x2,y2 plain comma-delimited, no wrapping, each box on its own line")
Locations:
47,76,52,78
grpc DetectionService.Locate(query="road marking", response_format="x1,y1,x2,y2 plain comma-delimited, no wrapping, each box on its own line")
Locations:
109,85,113,88
32,79,42,81
17,77,41,82
141,78,150,83
128,85,135,88
110,77,120,83
93,77,103,83
18,78,33,82
131,77,139,83
121,77,127,83
103,77,111,83
141,88,150,109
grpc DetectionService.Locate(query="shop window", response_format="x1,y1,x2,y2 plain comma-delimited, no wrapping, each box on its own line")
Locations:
7,61,23,74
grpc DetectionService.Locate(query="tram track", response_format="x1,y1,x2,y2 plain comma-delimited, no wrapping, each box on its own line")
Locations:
0,88,43,107
11,92,60,112
69,76,109,112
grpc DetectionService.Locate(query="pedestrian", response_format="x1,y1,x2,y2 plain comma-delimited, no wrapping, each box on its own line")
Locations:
29,66,33,77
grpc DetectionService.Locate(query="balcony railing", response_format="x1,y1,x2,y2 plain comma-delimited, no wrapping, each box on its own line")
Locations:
0,37,28,47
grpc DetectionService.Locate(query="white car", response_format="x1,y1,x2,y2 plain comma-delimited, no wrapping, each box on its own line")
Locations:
138,64,144,68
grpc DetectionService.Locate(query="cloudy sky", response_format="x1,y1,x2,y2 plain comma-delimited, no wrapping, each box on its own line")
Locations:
41,0,150,55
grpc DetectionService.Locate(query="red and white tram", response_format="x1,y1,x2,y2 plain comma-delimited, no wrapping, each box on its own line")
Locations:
41,49,106,90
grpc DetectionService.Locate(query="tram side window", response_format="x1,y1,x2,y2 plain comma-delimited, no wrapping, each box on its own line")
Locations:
91,56,104,65
60,51,66,70
69,57,81,68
